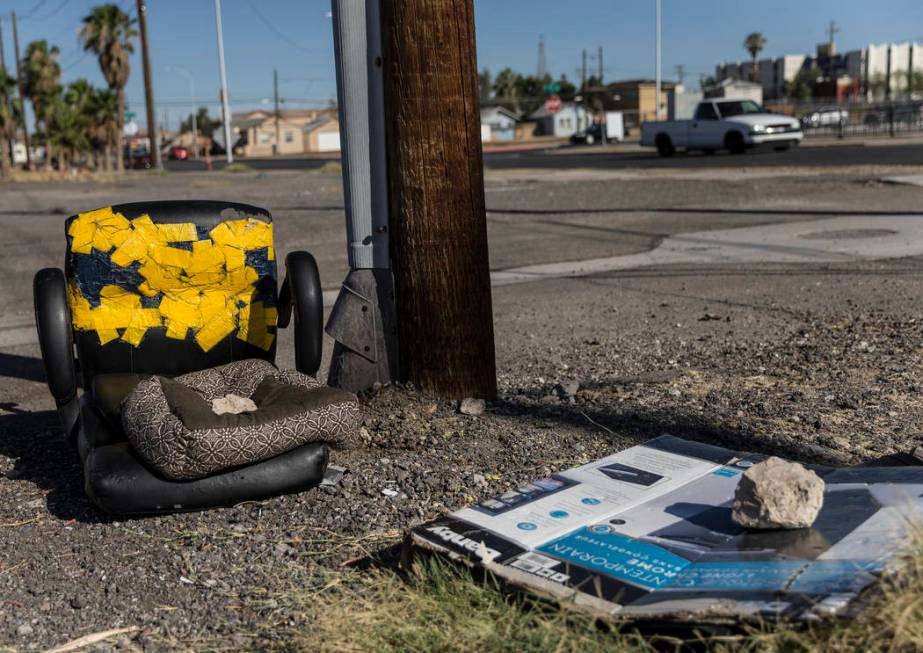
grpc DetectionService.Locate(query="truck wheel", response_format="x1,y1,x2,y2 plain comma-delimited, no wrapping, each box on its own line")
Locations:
655,134,675,157
725,131,746,154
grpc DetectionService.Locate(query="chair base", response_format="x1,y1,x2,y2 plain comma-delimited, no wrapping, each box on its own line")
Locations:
78,428,328,515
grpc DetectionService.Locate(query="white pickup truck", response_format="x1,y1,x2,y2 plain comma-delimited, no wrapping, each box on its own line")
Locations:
640,98,802,156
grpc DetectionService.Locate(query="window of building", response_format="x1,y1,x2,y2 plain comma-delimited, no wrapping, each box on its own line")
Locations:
285,131,294,143
258,131,271,144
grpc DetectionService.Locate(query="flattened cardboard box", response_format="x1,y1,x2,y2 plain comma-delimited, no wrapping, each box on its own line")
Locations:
409,436,923,623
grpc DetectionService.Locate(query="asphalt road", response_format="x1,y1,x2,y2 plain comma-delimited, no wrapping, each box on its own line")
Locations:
487,141,923,169
164,141,923,172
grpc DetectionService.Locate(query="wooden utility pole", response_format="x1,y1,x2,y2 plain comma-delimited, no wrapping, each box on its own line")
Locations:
380,0,497,399
11,11,32,170
136,0,161,169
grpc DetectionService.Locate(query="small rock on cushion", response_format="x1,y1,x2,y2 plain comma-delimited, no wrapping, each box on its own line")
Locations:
121,359,360,480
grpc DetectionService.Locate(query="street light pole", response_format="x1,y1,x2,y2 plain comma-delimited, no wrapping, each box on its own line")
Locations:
166,65,198,159
214,0,233,164
655,0,662,120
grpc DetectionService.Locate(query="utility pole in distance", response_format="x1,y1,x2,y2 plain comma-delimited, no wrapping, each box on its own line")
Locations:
273,68,280,155
136,0,161,169
380,0,497,399
214,0,233,164
11,11,32,169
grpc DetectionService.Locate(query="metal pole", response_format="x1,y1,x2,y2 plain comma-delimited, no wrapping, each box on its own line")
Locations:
655,0,662,120
214,0,233,164
325,0,397,392
11,12,32,169
273,68,280,155
0,16,7,70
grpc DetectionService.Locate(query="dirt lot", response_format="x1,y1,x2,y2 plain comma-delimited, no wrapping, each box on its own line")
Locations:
1,167,923,650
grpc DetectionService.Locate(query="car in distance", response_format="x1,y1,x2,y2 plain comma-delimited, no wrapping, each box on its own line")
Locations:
570,123,603,145
168,145,189,160
800,106,849,128
641,98,802,156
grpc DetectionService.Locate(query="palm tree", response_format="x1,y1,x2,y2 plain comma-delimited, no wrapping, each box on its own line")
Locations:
79,4,137,172
48,99,88,170
0,66,17,178
87,87,119,170
743,32,766,82
63,79,95,167
22,40,62,170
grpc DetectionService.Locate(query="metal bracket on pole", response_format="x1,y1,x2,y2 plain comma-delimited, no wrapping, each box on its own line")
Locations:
326,0,398,392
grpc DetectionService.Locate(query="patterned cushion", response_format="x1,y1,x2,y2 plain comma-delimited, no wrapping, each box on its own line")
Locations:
121,359,360,480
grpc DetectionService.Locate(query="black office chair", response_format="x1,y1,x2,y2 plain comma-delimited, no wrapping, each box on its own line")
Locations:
33,200,328,515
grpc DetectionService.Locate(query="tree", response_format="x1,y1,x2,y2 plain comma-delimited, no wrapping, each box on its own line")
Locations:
88,87,118,170
866,72,887,100
47,98,88,170
492,67,520,111
478,68,492,104
910,70,923,97
514,74,547,114
79,3,137,172
785,67,816,101
556,75,576,102
22,40,61,170
181,107,216,139
743,32,766,82
0,66,16,178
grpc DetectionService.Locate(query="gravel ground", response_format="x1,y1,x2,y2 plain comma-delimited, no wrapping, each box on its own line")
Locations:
1,170,923,650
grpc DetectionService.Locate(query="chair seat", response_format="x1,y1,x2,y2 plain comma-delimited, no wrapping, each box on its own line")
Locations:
82,438,328,515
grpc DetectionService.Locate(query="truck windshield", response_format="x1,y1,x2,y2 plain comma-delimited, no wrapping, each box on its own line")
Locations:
716,100,766,117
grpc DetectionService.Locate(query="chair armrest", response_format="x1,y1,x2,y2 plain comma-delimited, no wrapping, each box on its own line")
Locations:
278,251,323,375
33,268,79,440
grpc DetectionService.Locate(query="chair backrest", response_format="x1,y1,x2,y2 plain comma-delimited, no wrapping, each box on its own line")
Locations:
65,200,278,387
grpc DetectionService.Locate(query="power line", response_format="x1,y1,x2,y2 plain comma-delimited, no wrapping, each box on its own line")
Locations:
19,0,49,19
31,0,69,22
244,0,323,54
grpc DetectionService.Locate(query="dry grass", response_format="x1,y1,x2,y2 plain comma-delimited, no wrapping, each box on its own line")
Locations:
312,161,342,175
224,162,254,173
290,541,923,653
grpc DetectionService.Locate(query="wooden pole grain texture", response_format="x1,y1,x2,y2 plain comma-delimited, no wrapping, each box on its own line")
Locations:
381,0,497,399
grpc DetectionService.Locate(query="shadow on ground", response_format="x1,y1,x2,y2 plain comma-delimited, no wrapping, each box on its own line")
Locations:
0,407,97,522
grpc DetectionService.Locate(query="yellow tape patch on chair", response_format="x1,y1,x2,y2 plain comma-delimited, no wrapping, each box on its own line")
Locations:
66,206,278,352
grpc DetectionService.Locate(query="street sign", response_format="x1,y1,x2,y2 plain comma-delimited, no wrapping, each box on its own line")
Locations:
543,83,561,93
124,111,136,121
544,95,562,113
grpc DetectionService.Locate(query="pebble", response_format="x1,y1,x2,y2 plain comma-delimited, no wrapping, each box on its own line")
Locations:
17,623,34,636
459,398,486,416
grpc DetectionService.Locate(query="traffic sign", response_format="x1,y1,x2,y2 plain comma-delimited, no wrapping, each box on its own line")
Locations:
544,95,562,113
543,83,561,93
123,120,139,137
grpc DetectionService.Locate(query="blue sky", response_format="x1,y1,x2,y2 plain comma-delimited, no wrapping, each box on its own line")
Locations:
3,0,923,130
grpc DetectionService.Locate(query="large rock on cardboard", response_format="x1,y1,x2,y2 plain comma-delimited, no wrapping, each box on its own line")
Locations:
731,456,824,529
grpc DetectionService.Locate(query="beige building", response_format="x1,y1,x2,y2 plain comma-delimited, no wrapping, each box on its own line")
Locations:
229,109,339,157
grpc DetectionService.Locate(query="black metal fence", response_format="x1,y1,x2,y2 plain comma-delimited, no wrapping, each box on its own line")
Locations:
772,99,923,138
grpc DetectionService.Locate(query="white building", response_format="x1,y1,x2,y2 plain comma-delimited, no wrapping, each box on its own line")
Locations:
480,106,520,142
528,103,589,138
717,42,923,100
